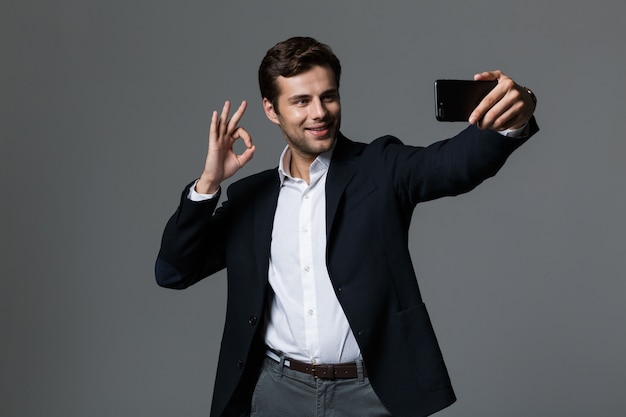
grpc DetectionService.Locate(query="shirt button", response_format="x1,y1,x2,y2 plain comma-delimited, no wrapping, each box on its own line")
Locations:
302,227,308,233
304,266,311,272
308,309,314,316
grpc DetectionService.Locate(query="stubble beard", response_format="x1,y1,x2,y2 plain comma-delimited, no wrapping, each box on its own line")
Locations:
285,118,340,160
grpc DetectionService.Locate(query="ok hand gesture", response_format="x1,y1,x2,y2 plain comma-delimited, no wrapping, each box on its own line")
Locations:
196,100,256,194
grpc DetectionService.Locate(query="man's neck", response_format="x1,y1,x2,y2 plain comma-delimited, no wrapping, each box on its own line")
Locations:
289,155,315,184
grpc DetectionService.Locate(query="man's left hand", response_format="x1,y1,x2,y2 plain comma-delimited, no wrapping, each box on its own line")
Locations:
469,70,536,131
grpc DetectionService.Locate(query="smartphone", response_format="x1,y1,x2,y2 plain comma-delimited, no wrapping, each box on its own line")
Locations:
434,80,497,122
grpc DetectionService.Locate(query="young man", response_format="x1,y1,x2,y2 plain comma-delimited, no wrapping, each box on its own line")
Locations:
156,36,538,417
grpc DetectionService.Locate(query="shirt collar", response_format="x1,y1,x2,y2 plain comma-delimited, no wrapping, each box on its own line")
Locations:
277,141,336,186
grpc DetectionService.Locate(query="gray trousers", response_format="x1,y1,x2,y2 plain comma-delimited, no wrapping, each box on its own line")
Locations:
251,356,393,417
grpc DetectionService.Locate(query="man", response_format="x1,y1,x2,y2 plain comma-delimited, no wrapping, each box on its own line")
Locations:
156,36,538,417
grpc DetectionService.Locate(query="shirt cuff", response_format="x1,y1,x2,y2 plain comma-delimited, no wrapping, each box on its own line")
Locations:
498,123,528,138
188,180,219,201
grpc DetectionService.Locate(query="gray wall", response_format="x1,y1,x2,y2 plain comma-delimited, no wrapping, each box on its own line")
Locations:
2,1,625,416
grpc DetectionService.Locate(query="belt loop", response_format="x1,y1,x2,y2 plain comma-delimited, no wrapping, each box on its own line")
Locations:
356,358,365,384
278,353,286,378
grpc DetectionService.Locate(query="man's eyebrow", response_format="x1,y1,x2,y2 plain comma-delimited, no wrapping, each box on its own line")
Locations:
287,94,311,102
287,89,339,102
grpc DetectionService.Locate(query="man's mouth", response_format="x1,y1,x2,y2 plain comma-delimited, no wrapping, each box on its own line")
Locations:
306,124,331,137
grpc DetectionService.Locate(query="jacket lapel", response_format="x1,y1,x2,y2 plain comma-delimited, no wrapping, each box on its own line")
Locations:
325,134,362,239
253,171,281,286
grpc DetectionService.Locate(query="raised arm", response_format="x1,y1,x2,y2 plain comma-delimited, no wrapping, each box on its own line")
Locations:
156,100,255,289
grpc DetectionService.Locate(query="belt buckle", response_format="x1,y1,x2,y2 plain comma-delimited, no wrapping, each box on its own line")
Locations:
313,364,335,380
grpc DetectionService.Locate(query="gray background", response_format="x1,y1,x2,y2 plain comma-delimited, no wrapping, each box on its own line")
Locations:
2,0,625,416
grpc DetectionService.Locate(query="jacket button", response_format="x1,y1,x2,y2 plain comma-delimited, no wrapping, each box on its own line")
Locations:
248,316,257,325
237,360,244,369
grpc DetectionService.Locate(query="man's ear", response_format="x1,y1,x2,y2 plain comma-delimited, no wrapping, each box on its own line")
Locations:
263,98,280,125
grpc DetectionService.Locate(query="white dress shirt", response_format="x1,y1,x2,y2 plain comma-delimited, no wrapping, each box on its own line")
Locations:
263,145,361,364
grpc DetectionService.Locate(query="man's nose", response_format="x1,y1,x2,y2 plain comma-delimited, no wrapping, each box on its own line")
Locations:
310,98,327,119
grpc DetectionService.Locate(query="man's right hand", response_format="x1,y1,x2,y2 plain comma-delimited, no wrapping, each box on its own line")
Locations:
196,100,256,194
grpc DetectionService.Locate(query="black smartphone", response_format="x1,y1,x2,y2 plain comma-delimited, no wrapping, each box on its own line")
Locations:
434,80,497,122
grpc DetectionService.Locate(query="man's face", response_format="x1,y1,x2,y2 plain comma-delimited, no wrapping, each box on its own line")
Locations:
263,65,341,162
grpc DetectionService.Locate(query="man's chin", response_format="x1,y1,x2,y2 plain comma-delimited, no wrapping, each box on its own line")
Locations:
315,135,336,150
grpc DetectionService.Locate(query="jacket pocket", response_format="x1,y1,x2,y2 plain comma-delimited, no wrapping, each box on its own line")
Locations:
399,303,452,391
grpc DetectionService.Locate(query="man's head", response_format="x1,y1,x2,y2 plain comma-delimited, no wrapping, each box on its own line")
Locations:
258,36,341,110
259,37,342,164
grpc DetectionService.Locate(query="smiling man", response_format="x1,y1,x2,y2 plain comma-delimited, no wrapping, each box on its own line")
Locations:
156,36,538,417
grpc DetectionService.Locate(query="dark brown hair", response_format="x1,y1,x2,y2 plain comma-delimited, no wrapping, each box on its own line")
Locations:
258,36,341,108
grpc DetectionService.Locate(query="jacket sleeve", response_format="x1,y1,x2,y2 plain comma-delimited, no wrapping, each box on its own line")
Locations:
378,117,538,207
155,182,229,289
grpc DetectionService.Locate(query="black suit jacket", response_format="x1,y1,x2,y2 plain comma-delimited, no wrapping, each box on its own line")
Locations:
156,120,538,417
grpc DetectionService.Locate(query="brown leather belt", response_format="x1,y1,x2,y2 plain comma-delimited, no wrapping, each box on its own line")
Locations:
266,349,367,379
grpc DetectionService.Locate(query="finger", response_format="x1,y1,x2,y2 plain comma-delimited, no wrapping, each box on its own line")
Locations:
474,70,502,81
483,105,521,130
227,100,248,133
469,87,505,125
234,126,254,148
209,110,219,141
236,145,256,168
219,101,231,137
495,104,531,130
231,126,255,166
480,91,519,126
236,147,256,168
469,75,514,125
